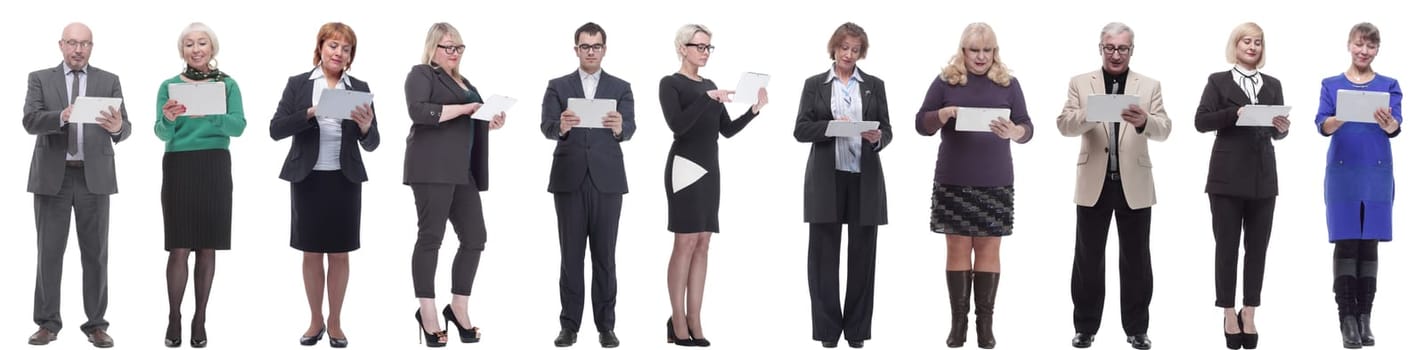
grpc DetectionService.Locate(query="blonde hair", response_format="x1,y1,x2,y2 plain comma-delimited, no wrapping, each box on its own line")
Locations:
177,22,219,69
940,22,1011,87
1226,22,1265,69
421,22,464,80
673,24,711,61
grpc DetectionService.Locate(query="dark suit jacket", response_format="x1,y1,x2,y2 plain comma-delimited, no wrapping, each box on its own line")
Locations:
269,69,380,183
539,70,635,194
403,64,490,189
22,64,132,195
1194,70,1286,198
793,69,893,225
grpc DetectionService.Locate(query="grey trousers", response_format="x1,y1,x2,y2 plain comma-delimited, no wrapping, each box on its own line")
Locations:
33,166,110,333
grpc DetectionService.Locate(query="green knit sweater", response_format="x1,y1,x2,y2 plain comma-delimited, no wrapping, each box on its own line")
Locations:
153,76,246,152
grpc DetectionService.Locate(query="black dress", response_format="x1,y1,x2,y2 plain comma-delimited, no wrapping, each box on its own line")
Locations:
658,73,758,233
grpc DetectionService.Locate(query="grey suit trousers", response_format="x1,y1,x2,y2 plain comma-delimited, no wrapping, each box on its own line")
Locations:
33,166,110,333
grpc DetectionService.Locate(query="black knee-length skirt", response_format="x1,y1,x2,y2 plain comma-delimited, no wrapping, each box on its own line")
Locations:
289,170,361,253
162,149,233,250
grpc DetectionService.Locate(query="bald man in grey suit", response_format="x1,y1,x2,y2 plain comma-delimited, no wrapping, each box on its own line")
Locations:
21,23,131,348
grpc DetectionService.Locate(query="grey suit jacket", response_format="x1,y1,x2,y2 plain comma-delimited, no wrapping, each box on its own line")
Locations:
793,70,893,225
22,64,132,195
539,70,635,194
403,64,489,189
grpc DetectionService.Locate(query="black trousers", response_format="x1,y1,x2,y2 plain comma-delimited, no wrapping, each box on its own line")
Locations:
1071,178,1152,336
411,183,487,298
809,171,879,342
1209,194,1275,307
553,174,622,332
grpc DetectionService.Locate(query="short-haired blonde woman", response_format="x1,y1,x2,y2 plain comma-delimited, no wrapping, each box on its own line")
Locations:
1192,22,1288,350
269,21,377,348
913,22,1032,349
1315,22,1401,349
403,22,506,347
658,23,768,347
154,22,247,348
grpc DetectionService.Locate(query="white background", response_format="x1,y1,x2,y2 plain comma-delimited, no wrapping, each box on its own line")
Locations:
1,0,1419,349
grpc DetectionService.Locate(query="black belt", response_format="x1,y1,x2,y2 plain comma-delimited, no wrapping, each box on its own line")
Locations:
1108,171,1121,181
66,160,84,168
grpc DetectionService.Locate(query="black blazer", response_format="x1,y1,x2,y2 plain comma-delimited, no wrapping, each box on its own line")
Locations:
1194,70,1286,198
793,69,893,225
539,70,635,194
403,64,490,189
269,69,380,183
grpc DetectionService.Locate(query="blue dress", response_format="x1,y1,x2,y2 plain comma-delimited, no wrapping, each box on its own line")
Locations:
1314,73,1403,242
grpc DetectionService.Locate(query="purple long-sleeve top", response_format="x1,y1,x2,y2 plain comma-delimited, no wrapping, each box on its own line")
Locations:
915,74,1033,187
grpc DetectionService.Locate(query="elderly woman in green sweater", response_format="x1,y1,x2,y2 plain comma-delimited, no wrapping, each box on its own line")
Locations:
152,22,246,348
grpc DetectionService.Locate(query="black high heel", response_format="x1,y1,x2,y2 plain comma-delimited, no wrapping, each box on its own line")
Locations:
415,308,448,347
666,318,696,346
1239,312,1259,349
164,317,181,348
442,305,481,343
689,325,711,347
299,327,325,346
190,321,207,348
1224,312,1242,349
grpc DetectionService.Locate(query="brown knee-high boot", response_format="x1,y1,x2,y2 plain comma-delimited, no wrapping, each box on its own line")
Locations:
974,272,1000,349
947,271,973,348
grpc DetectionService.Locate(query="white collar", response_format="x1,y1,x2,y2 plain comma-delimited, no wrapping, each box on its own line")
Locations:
309,67,351,87
578,69,602,81
824,66,862,84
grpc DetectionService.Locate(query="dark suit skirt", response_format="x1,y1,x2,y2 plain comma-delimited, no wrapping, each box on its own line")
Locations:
290,170,361,253
162,149,233,250
930,184,1014,237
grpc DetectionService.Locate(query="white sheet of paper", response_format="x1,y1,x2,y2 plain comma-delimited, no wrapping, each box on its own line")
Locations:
671,155,707,193
568,98,616,128
168,82,227,116
472,94,516,121
1086,94,1140,123
1336,90,1389,123
69,96,123,124
954,107,1011,132
731,72,770,104
1236,105,1291,127
824,121,879,137
315,89,374,120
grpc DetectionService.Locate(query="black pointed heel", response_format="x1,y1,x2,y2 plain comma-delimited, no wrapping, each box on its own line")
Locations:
415,308,448,347
442,305,481,343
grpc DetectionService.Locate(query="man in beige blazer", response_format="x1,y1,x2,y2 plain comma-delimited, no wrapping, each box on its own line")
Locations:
1056,22,1170,350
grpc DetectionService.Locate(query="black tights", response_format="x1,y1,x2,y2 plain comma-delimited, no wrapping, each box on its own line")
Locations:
167,249,216,339
1333,240,1378,316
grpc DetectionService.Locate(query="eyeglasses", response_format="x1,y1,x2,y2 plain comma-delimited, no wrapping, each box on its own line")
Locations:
437,44,466,55
61,40,93,49
576,44,605,52
1101,45,1133,56
684,43,715,54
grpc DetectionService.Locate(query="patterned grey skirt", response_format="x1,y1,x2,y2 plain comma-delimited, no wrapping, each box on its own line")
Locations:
930,184,1014,237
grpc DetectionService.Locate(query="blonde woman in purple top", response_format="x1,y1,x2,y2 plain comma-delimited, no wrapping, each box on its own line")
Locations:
914,22,1032,349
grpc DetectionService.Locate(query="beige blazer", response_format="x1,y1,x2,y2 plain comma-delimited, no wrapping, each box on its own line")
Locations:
1055,70,1171,209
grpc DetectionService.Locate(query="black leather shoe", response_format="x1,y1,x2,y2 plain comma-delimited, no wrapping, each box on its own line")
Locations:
554,329,577,347
821,340,838,348
666,318,696,346
329,337,349,348
848,339,864,348
598,331,619,348
300,327,325,346
1071,333,1094,348
1127,334,1151,349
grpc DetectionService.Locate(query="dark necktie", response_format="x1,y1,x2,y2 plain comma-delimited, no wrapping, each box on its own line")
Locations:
68,69,83,156
1108,80,1120,176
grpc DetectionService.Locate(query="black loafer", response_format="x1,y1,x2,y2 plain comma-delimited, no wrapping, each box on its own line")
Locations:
1127,334,1151,349
1071,333,1094,348
598,331,620,348
553,329,577,347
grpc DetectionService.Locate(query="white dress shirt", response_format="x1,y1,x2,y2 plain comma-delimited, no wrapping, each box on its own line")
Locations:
827,67,864,173
1231,65,1262,104
309,68,351,171
580,69,601,99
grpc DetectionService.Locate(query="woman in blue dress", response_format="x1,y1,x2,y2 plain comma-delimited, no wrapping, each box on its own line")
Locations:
1313,22,1401,349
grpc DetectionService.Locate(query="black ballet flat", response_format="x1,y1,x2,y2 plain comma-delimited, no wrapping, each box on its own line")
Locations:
300,327,325,346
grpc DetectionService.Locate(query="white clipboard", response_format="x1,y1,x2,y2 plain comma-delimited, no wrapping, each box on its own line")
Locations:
69,96,123,124
168,82,227,116
954,107,1011,132
1086,94,1139,123
316,89,373,120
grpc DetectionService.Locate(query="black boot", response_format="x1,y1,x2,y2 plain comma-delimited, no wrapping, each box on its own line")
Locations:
1334,258,1362,349
973,272,999,349
946,271,972,348
1358,260,1377,347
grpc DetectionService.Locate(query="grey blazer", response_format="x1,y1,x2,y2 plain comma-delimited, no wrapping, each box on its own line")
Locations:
22,64,132,195
793,70,893,225
539,70,635,194
402,64,489,189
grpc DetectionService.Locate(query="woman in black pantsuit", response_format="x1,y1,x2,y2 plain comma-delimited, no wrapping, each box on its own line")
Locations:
658,23,768,347
403,22,507,347
269,22,379,348
1192,22,1290,350
793,23,892,349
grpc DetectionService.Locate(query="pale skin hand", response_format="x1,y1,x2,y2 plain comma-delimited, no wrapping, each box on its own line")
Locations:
750,87,769,114
62,106,73,123
1236,107,1291,133
162,99,186,121
989,117,1026,140
440,102,482,123
836,115,881,143
488,112,506,130
558,109,578,136
706,89,732,103
1373,107,1399,134
937,106,958,124
1121,104,1148,128
603,110,623,137
96,106,123,133
349,103,374,135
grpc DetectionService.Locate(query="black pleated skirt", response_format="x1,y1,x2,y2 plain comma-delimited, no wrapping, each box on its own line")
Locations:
162,149,233,250
289,170,362,253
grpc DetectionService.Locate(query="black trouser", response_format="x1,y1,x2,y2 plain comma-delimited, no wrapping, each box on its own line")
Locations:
809,171,879,342
411,183,487,298
1209,194,1276,307
1071,177,1152,336
553,174,622,332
